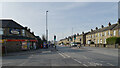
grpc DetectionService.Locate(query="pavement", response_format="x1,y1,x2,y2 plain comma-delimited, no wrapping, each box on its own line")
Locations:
2,45,118,67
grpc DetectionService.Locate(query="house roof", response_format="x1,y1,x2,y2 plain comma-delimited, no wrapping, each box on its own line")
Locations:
0,19,24,29
87,23,117,35
112,24,120,30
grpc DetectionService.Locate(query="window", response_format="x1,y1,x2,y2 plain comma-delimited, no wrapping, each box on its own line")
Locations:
104,38,106,44
0,28,3,35
101,33,102,37
98,33,99,37
92,35,94,38
119,30,120,36
22,29,25,36
113,30,116,36
108,30,110,35
100,39,102,43
98,39,99,44
104,32,106,36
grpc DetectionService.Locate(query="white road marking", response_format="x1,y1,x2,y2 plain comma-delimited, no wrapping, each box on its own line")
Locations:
58,52,66,58
83,64,88,66
62,53,70,58
83,56,88,59
42,51,51,53
107,63,114,66
73,59,82,64
88,62,102,66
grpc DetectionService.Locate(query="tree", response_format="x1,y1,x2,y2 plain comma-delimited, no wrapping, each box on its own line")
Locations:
42,35,47,43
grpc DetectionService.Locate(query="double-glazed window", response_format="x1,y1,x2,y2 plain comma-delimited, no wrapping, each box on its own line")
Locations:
113,30,116,36
22,29,25,36
101,33,102,37
104,38,106,44
104,32,106,36
98,33,99,37
108,30,110,36
0,28,3,35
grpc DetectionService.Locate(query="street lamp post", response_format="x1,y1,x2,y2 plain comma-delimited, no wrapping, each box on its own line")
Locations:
46,11,48,45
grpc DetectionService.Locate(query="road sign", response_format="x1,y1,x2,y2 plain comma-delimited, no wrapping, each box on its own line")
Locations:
54,35,56,41
74,35,76,40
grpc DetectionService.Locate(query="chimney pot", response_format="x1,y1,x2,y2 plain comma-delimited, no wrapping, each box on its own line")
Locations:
28,28,30,32
108,22,111,26
101,25,104,28
91,29,93,32
24,27,28,30
82,32,84,34
96,27,98,30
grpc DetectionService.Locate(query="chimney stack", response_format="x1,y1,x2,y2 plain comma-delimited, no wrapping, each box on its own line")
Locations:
91,29,93,32
28,28,30,32
96,27,98,30
24,27,28,30
32,32,34,35
101,25,104,28
82,32,84,34
108,22,111,26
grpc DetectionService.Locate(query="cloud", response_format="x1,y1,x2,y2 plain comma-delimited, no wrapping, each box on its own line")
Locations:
56,3,90,11
0,0,119,2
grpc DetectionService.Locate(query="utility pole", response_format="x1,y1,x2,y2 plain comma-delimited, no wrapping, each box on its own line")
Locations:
46,11,48,45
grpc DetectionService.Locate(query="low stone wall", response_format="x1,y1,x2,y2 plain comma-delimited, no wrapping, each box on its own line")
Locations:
85,44,119,48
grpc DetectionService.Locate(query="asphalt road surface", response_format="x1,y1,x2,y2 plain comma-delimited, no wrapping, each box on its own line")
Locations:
2,45,118,67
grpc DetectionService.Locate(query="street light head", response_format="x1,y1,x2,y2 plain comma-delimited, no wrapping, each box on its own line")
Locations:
46,11,48,12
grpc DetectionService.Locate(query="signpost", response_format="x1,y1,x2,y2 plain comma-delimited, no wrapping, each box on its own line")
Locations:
54,35,56,49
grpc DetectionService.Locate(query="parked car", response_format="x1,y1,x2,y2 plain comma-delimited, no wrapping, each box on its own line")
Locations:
70,42,77,47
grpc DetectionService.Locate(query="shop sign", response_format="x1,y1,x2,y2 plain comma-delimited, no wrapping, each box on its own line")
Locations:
7,39,26,42
0,39,4,43
9,29,20,34
22,42,27,50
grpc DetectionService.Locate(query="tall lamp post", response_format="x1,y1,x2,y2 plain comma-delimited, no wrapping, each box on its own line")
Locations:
46,11,48,45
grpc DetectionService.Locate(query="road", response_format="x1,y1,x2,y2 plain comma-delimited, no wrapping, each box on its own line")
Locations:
2,45,118,67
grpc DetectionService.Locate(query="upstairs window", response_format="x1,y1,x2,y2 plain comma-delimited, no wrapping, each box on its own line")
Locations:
108,30,110,36
98,33,99,37
22,29,25,36
0,28,3,35
113,30,116,36
101,33,102,37
104,32,106,36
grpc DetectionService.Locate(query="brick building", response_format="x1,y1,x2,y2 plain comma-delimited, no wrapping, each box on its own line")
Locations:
0,19,38,53
86,20,120,47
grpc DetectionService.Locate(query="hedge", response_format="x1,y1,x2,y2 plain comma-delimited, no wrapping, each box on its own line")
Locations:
106,37,120,45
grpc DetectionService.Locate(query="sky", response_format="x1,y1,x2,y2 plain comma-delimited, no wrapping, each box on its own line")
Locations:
0,2,118,41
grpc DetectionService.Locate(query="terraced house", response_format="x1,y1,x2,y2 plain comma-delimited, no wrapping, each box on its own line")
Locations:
75,32,90,45
86,20,120,47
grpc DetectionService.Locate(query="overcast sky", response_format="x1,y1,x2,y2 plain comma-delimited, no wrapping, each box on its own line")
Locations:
0,2,118,41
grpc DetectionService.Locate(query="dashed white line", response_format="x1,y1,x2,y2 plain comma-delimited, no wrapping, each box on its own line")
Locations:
83,64,88,66
62,53,70,58
107,63,114,66
73,59,82,64
83,56,88,59
58,52,66,58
